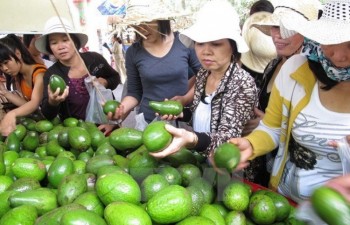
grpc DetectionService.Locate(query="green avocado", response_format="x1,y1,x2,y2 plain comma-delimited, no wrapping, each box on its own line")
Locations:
68,127,91,152
149,100,183,116
49,74,66,95
311,186,350,225
214,143,241,173
109,127,143,151
5,132,20,152
9,188,57,215
142,121,172,152
103,100,120,115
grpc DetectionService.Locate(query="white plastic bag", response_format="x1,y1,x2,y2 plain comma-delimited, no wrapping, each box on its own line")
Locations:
295,201,327,225
134,113,148,131
336,137,350,174
84,76,114,124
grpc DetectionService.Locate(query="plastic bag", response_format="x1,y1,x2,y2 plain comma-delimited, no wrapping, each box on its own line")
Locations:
84,76,114,124
134,113,148,131
336,137,350,174
295,201,328,225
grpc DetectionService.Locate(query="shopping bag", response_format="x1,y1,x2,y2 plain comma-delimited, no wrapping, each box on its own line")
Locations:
84,76,114,124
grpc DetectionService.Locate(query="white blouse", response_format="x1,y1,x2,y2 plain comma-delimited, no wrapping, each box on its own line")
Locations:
193,92,215,133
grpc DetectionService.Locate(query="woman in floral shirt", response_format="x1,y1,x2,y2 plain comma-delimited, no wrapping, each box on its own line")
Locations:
150,1,258,158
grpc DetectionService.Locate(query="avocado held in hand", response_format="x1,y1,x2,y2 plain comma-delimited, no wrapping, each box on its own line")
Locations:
143,121,172,152
149,100,183,116
213,143,241,173
311,186,350,225
103,100,121,115
49,74,66,95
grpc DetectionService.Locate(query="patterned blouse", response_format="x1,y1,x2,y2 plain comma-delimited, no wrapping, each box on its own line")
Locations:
190,62,258,155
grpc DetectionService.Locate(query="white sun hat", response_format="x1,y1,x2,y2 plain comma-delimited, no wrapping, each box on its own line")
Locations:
282,0,350,45
179,0,249,53
241,12,277,73
252,0,322,37
35,16,88,55
120,0,189,26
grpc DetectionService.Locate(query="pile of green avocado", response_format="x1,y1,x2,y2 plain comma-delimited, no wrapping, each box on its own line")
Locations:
0,114,346,225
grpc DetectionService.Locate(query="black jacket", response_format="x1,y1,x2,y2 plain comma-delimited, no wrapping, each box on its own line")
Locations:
41,51,120,120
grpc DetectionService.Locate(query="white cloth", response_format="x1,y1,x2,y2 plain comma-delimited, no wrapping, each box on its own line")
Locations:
193,93,215,133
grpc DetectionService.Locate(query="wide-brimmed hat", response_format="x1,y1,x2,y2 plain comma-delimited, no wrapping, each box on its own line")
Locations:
179,0,249,53
119,0,188,26
282,0,350,45
241,12,277,73
253,0,321,36
35,16,88,55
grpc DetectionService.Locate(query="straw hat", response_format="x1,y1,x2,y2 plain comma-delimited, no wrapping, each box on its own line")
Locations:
241,12,277,73
35,16,88,55
253,0,321,36
282,0,350,45
179,0,249,53
120,0,188,26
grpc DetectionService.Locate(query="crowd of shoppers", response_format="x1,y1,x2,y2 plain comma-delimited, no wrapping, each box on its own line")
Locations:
1,0,350,210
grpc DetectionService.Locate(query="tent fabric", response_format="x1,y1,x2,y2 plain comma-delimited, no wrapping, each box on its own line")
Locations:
0,0,76,34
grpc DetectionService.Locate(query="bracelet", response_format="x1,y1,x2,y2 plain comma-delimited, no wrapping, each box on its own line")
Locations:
186,131,198,149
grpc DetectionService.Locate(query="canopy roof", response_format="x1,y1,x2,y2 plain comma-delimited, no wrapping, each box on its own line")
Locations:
0,0,76,34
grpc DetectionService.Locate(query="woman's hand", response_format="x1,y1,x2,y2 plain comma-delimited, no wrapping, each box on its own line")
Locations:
0,111,17,136
228,137,254,171
158,112,184,121
242,108,265,136
149,124,194,158
0,82,8,96
48,85,69,106
98,124,117,136
325,175,350,202
107,103,125,121
96,77,108,87
156,98,184,121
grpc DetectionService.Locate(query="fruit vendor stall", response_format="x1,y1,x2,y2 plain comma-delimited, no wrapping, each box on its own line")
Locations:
2,113,336,225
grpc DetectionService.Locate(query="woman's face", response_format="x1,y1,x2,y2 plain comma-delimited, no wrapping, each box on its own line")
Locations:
133,21,160,42
48,33,76,62
321,41,350,68
194,39,233,73
270,26,304,58
0,57,21,77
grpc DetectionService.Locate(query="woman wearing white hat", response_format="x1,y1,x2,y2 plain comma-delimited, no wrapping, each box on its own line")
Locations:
149,1,258,160
242,0,322,187
111,0,201,125
35,16,120,124
230,0,350,203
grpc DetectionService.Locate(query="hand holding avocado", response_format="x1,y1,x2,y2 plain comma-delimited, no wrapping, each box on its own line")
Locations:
311,185,350,225
148,124,196,158
149,100,183,119
227,137,253,171
48,74,69,106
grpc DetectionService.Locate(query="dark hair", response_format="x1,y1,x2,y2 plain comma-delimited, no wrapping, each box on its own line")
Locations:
135,20,172,41
229,39,241,62
22,34,35,48
308,59,338,90
0,34,36,90
44,33,81,54
0,34,36,65
113,34,122,44
250,0,274,15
